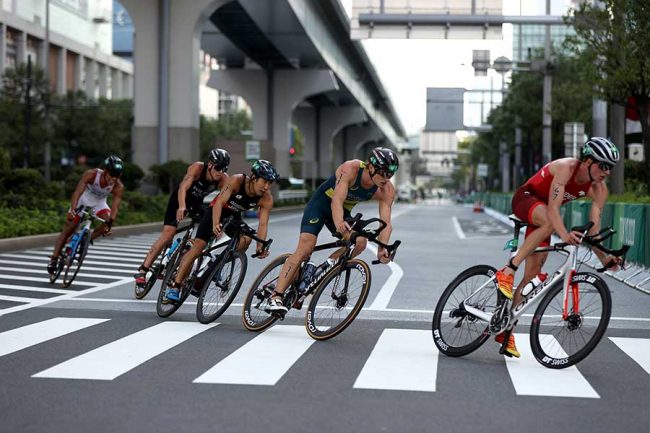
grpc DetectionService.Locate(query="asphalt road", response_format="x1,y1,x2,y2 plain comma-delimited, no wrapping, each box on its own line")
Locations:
1,201,649,433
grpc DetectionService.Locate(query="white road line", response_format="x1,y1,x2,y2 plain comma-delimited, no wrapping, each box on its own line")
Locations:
0,283,68,294
0,317,109,357
366,243,404,311
353,329,438,392
33,321,217,380
609,337,650,375
193,325,315,385
452,216,466,239
0,254,137,269
504,334,599,398
0,295,37,303
87,245,150,253
0,274,96,286
26,250,143,263
35,246,147,258
0,267,122,280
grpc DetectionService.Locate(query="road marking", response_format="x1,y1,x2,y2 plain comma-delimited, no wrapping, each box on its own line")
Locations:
26,250,143,263
0,283,68,294
452,216,466,239
0,259,134,275
504,334,599,398
33,321,217,380
0,317,109,357
0,274,96,286
609,337,650,374
354,329,438,392
0,295,38,303
0,267,124,280
35,247,147,259
193,325,315,385
0,254,137,269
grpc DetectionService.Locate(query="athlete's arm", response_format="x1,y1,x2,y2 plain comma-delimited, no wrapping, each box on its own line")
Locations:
330,161,357,236
375,182,395,264
547,160,581,245
255,192,273,258
211,175,242,237
68,170,95,220
176,162,203,221
587,182,621,270
106,180,124,230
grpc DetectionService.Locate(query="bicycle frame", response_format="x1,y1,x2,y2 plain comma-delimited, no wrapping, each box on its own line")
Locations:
66,207,102,254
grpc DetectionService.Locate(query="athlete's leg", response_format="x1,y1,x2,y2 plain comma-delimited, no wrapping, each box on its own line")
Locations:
236,235,252,252
173,238,207,285
273,233,318,297
142,225,177,269
91,209,112,240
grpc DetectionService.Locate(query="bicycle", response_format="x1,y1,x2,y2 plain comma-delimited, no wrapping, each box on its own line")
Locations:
134,210,204,299
156,217,272,321
48,206,106,288
431,214,630,369
241,213,401,340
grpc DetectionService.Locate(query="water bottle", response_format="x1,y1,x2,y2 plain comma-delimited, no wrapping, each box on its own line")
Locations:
162,238,181,266
521,273,548,297
298,261,318,293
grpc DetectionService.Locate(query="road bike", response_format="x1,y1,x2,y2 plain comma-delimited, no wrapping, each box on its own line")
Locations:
48,206,106,288
432,214,629,369
242,213,401,340
156,217,271,322
134,210,204,299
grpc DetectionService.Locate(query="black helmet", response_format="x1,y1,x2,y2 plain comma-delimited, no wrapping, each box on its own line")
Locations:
251,159,280,182
104,155,124,177
208,148,230,171
581,137,619,167
369,147,399,176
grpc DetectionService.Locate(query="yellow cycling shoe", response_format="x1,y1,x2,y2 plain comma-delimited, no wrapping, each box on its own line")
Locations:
496,269,514,300
495,333,520,358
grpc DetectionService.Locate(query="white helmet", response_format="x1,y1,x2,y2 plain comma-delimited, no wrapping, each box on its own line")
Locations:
581,137,619,167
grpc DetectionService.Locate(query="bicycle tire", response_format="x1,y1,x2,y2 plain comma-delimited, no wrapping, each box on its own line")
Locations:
305,259,371,341
431,265,495,357
62,231,91,288
529,272,611,369
135,262,162,299
196,251,247,324
49,256,65,284
241,254,289,332
156,239,190,318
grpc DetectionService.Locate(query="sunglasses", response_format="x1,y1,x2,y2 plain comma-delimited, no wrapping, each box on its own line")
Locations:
375,168,394,179
211,165,227,173
597,162,613,171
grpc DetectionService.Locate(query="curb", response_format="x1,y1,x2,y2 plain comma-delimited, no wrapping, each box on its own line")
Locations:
0,204,305,253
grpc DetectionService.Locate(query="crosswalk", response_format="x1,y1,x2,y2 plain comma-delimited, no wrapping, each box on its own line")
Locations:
1,317,649,397
0,234,157,312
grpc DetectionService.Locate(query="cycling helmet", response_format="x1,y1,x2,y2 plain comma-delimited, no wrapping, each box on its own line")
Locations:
251,159,280,182
104,155,124,177
581,137,619,167
208,148,230,171
369,147,399,176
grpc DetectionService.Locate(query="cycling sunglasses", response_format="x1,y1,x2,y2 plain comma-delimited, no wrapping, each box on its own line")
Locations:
375,168,394,179
597,162,613,171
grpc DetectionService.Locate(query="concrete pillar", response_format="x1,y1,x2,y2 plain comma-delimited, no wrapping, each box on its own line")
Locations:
98,63,108,98
74,55,84,91
292,106,317,180
272,70,338,178
16,30,26,64
0,24,7,85
56,47,66,94
347,124,384,160
123,73,133,99
85,58,97,97
111,67,122,99
317,106,367,177
207,69,268,140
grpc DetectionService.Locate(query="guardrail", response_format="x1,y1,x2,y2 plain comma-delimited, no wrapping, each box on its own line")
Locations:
278,189,308,201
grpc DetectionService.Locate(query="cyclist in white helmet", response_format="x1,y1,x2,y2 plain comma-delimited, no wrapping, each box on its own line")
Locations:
494,137,624,357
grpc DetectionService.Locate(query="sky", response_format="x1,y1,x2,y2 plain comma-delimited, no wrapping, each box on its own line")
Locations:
341,0,574,136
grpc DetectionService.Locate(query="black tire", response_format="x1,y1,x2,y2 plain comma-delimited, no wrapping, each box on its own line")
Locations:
135,263,162,299
49,256,65,284
431,265,496,357
530,272,611,369
156,242,189,318
241,254,289,332
196,251,247,324
305,259,371,341
62,231,91,288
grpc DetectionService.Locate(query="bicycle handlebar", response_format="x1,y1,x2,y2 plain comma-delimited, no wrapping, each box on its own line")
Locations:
75,206,106,225
345,213,401,265
557,221,631,272
220,216,273,258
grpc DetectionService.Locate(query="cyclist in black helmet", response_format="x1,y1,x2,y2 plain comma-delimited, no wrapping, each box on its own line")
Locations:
266,147,399,313
134,149,230,293
47,155,125,274
164,159,278,302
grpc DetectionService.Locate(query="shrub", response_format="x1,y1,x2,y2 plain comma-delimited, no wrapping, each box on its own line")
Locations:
150,160,188,194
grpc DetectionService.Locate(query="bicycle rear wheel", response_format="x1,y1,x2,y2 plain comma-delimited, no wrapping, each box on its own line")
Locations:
431,265,495,357
62,231,91,288
135,262,162,299
241,254,289,332
530,272,611,369
196,251,247,324
305,259,371,341
49,256,65,284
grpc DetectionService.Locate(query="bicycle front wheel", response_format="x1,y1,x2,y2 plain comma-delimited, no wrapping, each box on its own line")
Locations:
156,243,188,318
49,256,65,284
305,259,371,341
241,254,289,332
62,232,91,288
135,263,162,299
431,265,495,357
197,251,247,324
530,272,611,369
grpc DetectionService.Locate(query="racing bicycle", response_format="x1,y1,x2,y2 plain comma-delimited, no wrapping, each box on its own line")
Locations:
432,214,629,369
242,213,401,340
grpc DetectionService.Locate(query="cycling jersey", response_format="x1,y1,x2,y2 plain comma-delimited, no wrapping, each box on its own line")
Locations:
75,169,114,217
300,162,378,236
163,163,220,227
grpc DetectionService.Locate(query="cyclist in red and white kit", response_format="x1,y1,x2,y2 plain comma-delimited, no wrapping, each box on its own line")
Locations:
495,137,623,357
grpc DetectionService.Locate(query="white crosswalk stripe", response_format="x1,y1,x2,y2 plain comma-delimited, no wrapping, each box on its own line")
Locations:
609,337,650,375
33,321,217,380
354,329,439,392
0,317,109,357
193,325,316,385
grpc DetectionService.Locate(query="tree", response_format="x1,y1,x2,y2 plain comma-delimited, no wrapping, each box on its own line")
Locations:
565,0,650,191
199,111,252,159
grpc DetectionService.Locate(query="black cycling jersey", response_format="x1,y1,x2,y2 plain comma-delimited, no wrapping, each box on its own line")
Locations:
222,175,262,212
183,163,220,208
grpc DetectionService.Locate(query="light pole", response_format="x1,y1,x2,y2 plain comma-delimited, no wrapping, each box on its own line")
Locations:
43,0,51,181
493,56,512,192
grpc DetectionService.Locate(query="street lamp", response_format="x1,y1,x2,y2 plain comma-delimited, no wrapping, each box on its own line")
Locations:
493,56,511,193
